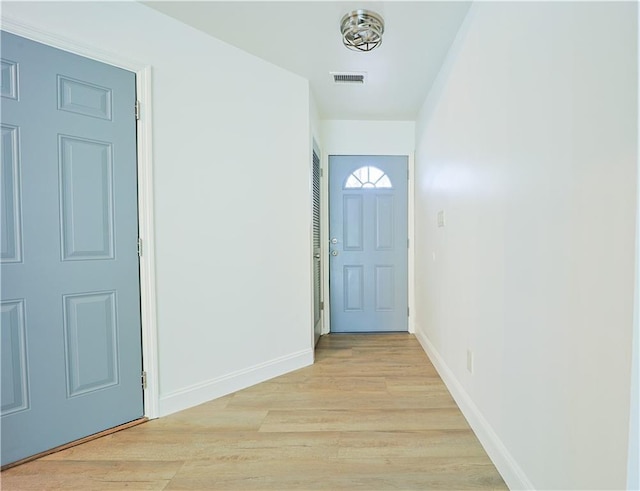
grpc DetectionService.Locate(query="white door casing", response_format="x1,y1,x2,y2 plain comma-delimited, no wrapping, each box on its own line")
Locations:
0,17,159,420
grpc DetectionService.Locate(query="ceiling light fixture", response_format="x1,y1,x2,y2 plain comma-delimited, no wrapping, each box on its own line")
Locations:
340,9,384,52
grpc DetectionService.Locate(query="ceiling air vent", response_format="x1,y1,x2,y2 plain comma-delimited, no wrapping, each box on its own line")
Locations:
331,72,366,84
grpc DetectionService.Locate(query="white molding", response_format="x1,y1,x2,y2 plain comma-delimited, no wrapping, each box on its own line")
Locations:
158,349,314,417
407,151,416,334
629,5,640,486
135,73,159,420
414,327,534,491
1,16,160,419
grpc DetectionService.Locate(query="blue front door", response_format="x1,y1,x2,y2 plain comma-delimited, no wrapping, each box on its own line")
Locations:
1,31,143,466
329,155,408,332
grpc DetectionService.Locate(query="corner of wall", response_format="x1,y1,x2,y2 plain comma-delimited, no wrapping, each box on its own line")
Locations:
416,2,478,136
158,348,313,417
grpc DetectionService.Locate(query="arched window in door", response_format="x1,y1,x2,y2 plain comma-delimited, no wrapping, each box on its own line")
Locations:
344,166,393,189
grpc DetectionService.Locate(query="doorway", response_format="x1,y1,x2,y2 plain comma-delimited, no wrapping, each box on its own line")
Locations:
1,31,144,466
328,155,408,332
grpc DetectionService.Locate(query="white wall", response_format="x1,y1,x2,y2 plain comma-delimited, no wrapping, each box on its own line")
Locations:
2,1,313,416
310,93,322,151
414,2,637,489
321,120,415,157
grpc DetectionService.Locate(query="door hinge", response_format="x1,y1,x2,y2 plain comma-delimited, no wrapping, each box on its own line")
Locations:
320,168,324,177
137,237,143,257
135,100,141,121
407,306,410,317
407,238,410,248
141,371,147,390
320,301,324,310
407,169,410,180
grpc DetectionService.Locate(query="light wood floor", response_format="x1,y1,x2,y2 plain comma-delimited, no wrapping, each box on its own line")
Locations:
1,334,507,490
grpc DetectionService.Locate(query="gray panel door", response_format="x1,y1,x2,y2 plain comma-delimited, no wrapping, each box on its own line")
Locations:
329,155,408,332
1,31,143,466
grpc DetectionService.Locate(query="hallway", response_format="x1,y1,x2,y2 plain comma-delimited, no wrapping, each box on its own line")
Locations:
2,334,506,490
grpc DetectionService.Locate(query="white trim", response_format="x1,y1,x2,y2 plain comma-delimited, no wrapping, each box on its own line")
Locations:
135,77,159,420
628,5,640,486
407,152,416,334
158,349,314,417
1,16,160,419
414,327,534,491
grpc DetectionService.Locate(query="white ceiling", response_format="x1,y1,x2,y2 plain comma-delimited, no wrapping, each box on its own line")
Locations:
143,1,471,120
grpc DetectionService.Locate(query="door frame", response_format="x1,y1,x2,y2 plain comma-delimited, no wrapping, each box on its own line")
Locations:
311,139,323,346
322,153,416,335
1,18,160,418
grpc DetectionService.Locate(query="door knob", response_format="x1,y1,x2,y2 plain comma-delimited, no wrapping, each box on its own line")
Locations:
331,250,339,256
314,253,321,259
330,238,338,244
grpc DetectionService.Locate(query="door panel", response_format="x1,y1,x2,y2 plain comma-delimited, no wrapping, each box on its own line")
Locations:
1,300,28,416
344,265,364,311
375,196,394,250
329,155,408,332
63,291,119,397
57,75,113,120
59,135,115,260
343,196,363,250
1,124,22,263
375,265,395,311
0,31,143,466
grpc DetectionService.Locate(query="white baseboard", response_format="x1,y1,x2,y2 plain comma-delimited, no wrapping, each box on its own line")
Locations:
414,328,534,490
158,348,314,417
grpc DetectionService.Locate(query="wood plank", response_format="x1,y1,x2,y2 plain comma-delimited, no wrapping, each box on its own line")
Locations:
0,418,147,471
259,408,471,433
165,457,506,490
1,460,179,490
1,334,506,490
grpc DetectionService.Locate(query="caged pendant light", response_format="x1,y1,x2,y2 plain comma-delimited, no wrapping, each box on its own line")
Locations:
340,9,385,52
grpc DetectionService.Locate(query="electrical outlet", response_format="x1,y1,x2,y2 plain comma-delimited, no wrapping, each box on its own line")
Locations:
467,350,474,374
437,210,446,227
